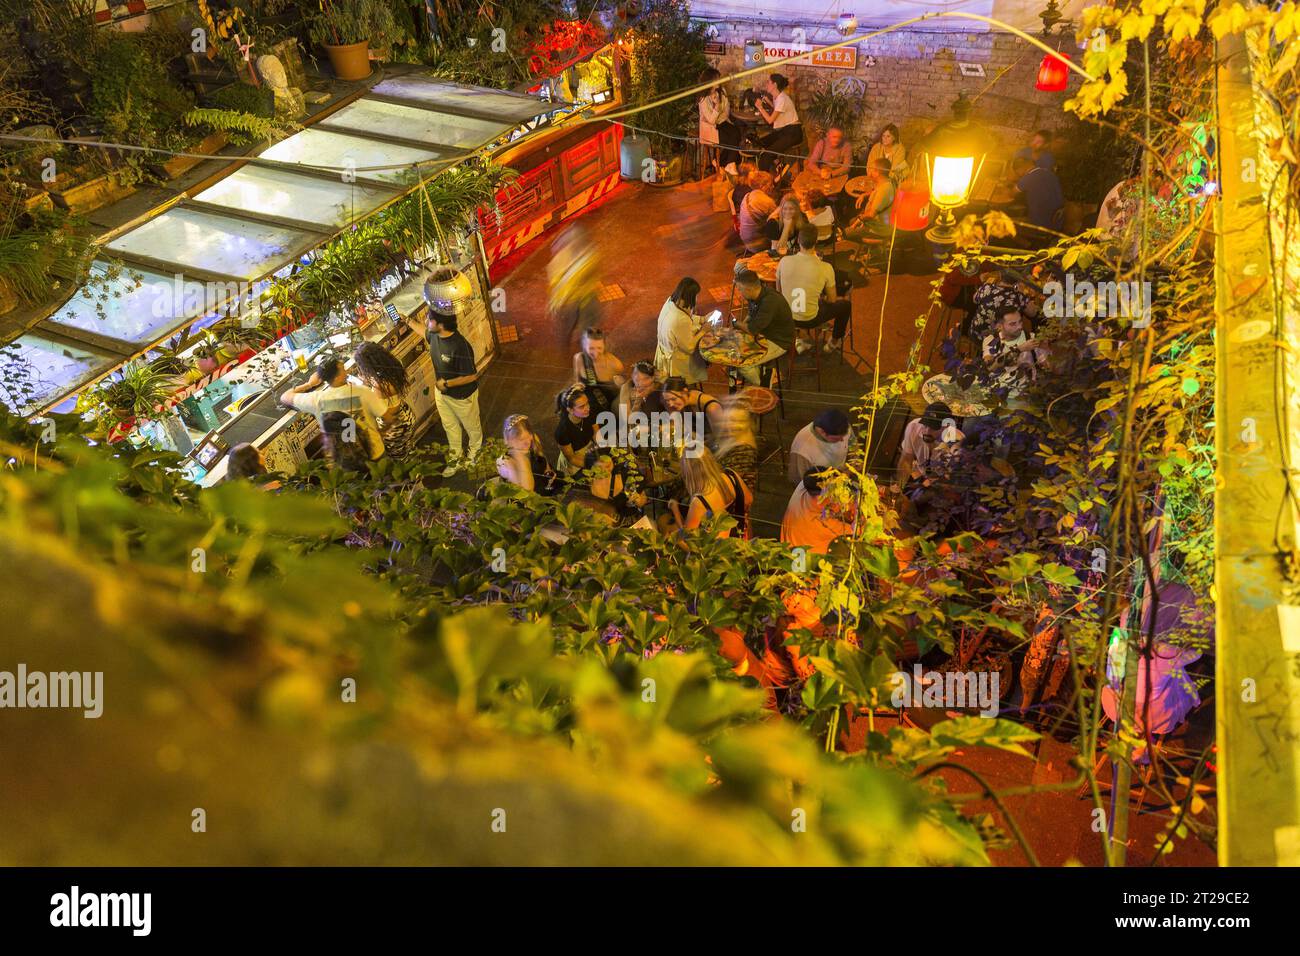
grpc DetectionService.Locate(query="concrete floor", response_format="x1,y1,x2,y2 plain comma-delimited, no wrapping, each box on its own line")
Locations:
475,176,942,533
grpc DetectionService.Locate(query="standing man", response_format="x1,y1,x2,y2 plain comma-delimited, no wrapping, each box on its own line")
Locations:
411,306,482,476
1009,155,1064,245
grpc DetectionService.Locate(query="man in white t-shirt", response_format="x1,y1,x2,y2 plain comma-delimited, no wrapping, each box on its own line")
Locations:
893,401,962,492
280,356,387,460
787,408,849,483
755,73,803,173
777,226,852,354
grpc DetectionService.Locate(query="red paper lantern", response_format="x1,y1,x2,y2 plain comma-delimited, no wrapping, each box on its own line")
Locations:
893,180,930,231
1035,52,1070,92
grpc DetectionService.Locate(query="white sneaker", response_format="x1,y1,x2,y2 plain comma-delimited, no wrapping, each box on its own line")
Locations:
442,463,460,477
795,338,812,354
823,338,842,353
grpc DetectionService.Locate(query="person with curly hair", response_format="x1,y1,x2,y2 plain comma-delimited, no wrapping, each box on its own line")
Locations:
352,342,416,459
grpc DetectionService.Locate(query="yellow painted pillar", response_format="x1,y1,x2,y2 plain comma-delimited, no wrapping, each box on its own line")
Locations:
1214,31,1300,866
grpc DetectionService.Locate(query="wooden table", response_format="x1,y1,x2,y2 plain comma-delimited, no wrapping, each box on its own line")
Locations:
920,373,992,418
793,168,849,199
698,328,769,370
739,251,779,284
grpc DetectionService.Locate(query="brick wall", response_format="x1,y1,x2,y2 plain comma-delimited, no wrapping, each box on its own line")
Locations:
707,20,1079,152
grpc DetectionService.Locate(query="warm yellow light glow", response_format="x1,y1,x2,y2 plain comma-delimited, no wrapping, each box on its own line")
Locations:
930,155,975,207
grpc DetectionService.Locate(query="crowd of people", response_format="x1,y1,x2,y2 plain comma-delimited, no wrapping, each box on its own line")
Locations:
223,73,1084,570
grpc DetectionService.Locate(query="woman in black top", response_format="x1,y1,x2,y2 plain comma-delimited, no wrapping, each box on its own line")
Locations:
669,445,752,539
497,414,561,495
554,384,596,474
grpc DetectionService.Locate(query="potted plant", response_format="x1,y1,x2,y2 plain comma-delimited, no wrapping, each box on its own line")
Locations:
623,1,708,183
308,0,400,81
804,82,866,141
81,363,173,437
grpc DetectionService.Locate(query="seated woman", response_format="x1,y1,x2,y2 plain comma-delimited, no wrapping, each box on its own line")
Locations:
660,376,727,440
554,384,596,474
581,445,650,527
497,413,562,495
654,278,709,385
765,192,807,256
618,360,668,418
572,327,625,413
867,123,908,181
669,445,753,539
802,188,836,243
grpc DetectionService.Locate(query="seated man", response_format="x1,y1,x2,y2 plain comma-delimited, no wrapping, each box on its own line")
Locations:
735,268,794,386
776,225,851,355
1014,129,1056,171
1009,155,1064,243
846,156,895,241
981,306,1048,403
805,125,852,179
781,467,855,555
892,401,961,496
788,407,850,483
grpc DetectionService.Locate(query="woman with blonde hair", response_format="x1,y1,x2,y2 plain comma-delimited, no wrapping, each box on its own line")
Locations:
497,414,561,495
670,445,752,539
572,326,625,413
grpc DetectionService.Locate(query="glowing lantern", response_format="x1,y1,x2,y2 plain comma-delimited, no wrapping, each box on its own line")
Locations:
1035,52,1070,92
836,13,858,36
922,152,978,245
929,156,975,207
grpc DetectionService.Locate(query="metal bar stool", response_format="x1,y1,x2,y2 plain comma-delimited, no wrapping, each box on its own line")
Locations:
737,385,785,488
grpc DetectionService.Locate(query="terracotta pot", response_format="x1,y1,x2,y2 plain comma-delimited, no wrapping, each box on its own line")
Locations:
323,41,371,81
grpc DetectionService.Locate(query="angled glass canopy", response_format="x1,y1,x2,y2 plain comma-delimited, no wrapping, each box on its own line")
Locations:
319,99,511,149
105,206,316,281
193,165,394,229
3,333,118,415
47,260,208,346
14,75,550,414
372,75,555,122
257,128,445,185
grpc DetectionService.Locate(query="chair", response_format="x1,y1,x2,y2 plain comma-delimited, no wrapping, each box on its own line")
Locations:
785,333,823,394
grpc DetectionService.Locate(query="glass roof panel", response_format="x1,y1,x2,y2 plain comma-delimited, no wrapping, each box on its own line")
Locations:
257,128,443,185
371,77,553,121
320,99,510,148
1,333,117,414
105,207,311,281
194,165,392,228
46,260,211,345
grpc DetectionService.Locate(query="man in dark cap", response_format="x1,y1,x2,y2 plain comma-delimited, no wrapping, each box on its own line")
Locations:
788,407,850,483
892,401,962,494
